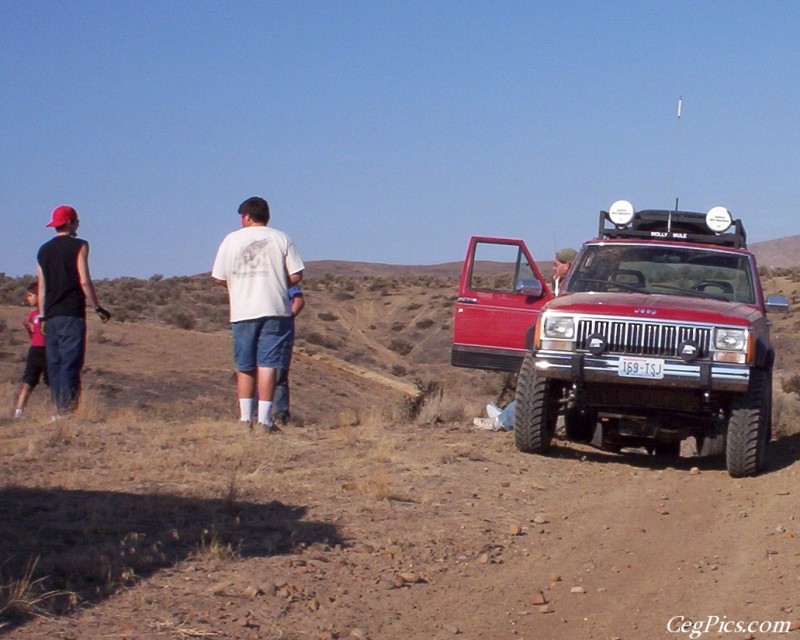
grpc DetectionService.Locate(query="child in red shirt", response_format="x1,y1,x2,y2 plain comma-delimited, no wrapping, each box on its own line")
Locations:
14,282,48,419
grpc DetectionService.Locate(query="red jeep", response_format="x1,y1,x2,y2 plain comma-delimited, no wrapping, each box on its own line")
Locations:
452,202,789,477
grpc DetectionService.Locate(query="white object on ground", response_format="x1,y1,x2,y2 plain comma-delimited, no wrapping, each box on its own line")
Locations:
474,401,516,431
473,417,503,431
485,403,502,419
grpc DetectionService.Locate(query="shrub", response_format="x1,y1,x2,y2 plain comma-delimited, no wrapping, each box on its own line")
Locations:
772,387,800,438
781,373,800,396
415,318,435,330
318,312,338,322
388,339,413,356
304,332,340,350
415,386,465,424
171,312,196,330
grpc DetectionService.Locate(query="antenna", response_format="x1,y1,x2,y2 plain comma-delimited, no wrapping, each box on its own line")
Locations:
670,95,683,217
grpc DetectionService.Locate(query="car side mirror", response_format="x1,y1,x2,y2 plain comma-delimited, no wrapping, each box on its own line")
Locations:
765,294,789,313
516,279,543,297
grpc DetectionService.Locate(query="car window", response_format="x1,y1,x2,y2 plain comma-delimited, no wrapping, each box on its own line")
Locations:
469,242,536,293
567,245,755,303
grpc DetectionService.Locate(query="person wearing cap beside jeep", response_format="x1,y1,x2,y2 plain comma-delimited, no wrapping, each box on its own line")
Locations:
36,205,111,417
553,247,577,295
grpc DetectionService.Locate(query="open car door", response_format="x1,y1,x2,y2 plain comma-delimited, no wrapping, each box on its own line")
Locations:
451,237,552,372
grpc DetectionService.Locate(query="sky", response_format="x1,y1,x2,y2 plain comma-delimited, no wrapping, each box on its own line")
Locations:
2,1,800,279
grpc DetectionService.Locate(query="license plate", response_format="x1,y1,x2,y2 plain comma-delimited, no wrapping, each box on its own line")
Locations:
618,356,664,379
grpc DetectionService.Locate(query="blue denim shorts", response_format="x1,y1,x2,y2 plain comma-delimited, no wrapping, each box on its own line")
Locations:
231,316,294,372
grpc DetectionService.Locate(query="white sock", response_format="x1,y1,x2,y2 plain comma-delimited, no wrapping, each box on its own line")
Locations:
14,408,23,419
239,398,254,422
258,400,273,425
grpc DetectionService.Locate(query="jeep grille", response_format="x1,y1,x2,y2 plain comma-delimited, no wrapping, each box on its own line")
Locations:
576,319,711,358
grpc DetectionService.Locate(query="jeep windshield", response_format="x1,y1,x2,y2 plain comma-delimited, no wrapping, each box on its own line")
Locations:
565,243,756,304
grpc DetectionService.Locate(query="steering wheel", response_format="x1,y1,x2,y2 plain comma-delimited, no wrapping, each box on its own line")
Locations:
691,280,734,295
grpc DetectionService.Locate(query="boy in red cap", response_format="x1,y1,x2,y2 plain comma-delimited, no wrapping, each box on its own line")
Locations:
36,205,111,417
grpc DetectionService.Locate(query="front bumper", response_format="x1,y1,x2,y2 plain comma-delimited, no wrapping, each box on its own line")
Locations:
534,349,750,392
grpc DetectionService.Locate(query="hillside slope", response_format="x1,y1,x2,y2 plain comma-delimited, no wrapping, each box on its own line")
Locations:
0,267,799,638
751,234,800,269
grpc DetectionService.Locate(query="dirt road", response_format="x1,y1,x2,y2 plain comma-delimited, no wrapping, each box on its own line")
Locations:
4,413,799,640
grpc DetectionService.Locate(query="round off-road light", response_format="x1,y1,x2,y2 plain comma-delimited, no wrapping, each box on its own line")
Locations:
678,340,700,363
706,206,732,233
608,200,635,227
587,333,607,356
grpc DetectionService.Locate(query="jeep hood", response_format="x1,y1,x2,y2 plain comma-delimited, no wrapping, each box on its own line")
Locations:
546,292,759,326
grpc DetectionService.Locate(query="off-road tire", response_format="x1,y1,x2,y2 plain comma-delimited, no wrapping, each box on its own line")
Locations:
696,430,726,457
565,407,594,443
514,354,556,454
726,369,770,477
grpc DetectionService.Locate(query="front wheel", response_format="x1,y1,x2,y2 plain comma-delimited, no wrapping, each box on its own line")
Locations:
726,369,770,477
514,354,557,454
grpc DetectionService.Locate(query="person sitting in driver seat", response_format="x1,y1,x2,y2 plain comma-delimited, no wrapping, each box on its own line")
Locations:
553,247,577,295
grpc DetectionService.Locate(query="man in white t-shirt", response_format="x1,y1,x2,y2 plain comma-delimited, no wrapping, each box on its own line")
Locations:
212,196,305,432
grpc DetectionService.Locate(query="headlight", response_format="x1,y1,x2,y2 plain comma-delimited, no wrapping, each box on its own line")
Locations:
543,316,575,339
714,328,747,351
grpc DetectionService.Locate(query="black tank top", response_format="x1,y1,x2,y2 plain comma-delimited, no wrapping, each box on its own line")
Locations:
37,236,88,319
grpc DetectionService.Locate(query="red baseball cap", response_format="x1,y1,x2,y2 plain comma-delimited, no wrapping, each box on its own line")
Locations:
46,205,78,228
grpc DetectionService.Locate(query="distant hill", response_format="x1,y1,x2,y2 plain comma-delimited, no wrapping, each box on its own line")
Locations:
305,260,463,279
191,236,800,283
750,235,800,269
305,260,555,280
307,234,800,280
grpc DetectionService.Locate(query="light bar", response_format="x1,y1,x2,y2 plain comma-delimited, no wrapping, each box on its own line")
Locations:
706,206,732,233
608,200,635,227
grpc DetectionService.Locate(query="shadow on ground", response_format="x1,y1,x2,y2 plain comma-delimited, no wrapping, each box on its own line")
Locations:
0,486,343,631
550,431,800,475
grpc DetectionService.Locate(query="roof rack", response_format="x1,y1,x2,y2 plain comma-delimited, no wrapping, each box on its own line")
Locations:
598,209,748,249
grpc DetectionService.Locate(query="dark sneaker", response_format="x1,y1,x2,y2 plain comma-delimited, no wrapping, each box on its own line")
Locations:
258,422,282,434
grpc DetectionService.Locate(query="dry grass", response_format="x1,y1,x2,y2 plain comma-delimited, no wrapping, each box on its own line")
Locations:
353,472,393,500
154,619,222,637
772,386,800,438
0,397,291,624
0,558,74,626
190,528,239,565
326,407,425,501
416,386,470,425
72,387,105,422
